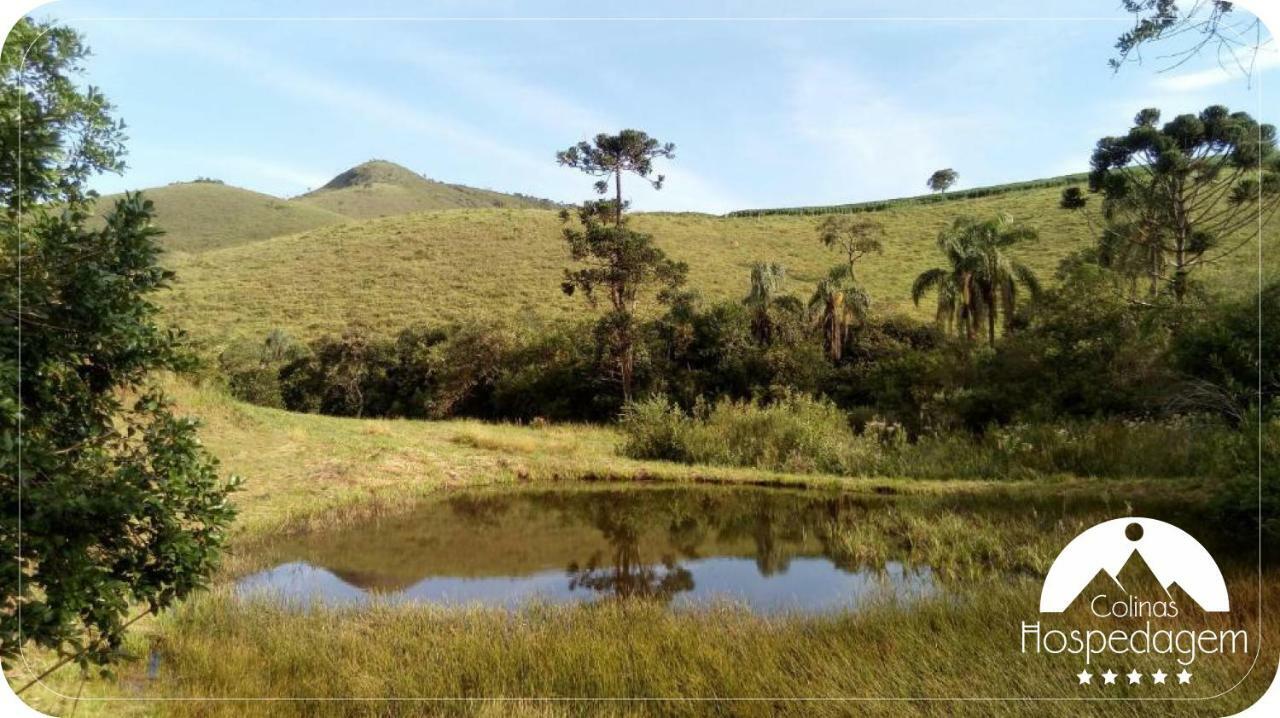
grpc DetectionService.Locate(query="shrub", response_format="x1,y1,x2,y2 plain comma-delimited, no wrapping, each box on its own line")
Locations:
1209,415,1280,549
491,323,614,422
217,329,306,408
623,392,1255,481
623,393,873,474
619,396,689,462
1170,282,1280,422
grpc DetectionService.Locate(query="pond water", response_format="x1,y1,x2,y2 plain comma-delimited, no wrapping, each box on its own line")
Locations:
237,485,942,614
236,483,1249,615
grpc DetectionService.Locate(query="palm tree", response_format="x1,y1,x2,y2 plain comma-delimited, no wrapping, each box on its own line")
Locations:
744,262,786,345
808,265,869,362
910,264,974,339
912,214,1040,346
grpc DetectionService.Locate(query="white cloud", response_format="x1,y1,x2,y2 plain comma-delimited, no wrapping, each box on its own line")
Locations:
108,24,746,212
127,27,567,189
391,45,745,213
393,47,614,136
626,166,745,215
1151,49,1280,92
788,59,985,203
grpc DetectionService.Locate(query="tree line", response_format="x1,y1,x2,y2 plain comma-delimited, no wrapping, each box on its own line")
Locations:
224,107,1278,436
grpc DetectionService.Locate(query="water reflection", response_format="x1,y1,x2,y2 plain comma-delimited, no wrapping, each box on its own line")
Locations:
238,486,953,614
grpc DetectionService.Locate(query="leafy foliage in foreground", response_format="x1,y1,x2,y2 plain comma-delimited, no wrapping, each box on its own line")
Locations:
1,18,235,672
0,196,237,669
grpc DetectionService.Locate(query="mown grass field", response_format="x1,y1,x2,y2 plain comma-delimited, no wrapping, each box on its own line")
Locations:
156,182,1280,349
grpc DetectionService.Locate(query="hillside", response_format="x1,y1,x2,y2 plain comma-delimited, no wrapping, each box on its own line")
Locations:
158,181,1280,348
98,181,349,254
291,159,561,219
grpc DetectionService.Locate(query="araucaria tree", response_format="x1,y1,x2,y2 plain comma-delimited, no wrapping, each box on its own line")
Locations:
1110,1,1261,75
1075,105,1278,302
557,130,687,401
1,19,237,674
911,214,1040,346
556,129,675,225
927,168,959,195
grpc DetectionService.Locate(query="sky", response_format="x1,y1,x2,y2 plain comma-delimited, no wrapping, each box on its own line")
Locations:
23,0,1280,213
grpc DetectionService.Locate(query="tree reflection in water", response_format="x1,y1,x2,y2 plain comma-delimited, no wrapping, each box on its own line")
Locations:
565,498,695,601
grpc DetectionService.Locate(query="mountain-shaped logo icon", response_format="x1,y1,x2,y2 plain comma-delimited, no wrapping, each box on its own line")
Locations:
1039,517,1229,613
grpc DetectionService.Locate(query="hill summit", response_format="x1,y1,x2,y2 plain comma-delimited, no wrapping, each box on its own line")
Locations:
295,159,560,219
316,159,436,192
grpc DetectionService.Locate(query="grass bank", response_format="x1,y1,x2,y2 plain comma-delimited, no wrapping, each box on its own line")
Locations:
160,378,1224,545
37,571,1272,718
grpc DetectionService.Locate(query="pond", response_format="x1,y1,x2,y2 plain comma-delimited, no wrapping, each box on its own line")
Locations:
236,483,1247,615
238,485,945,614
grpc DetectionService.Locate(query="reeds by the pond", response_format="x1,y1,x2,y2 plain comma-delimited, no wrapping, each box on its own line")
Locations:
102,571,1273,718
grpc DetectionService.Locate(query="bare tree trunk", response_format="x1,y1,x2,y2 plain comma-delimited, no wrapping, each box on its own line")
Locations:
615,171,623,226
620,342,633,403
1172,181,1189,303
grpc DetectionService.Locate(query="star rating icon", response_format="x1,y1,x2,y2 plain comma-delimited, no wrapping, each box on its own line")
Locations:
1076,668,1192,686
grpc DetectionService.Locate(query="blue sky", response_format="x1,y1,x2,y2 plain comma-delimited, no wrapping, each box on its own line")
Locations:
29,0,1279,212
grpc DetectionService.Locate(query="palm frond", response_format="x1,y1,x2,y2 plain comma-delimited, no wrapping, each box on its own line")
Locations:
910,268,948,305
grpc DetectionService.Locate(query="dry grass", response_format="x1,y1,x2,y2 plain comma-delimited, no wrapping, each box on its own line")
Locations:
155,183,1278,350
293,160,559,219
98,181,348,254
15,574,1276,717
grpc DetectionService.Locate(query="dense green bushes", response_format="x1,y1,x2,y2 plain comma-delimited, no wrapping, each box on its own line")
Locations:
214,262,1276,502
222,321,616,422
219,276,1276,433
621,393,1262,480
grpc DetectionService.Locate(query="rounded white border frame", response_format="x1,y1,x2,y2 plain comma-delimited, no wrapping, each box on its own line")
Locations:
0,1,1274,716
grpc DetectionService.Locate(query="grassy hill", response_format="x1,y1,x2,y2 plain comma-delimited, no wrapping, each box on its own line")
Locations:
158,181,1280,348
99,181,349,254
291,159,561,219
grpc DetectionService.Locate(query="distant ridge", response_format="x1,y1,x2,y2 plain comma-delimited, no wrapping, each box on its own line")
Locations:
293,159,561,219
726,173,1089,217
97,181,347,253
